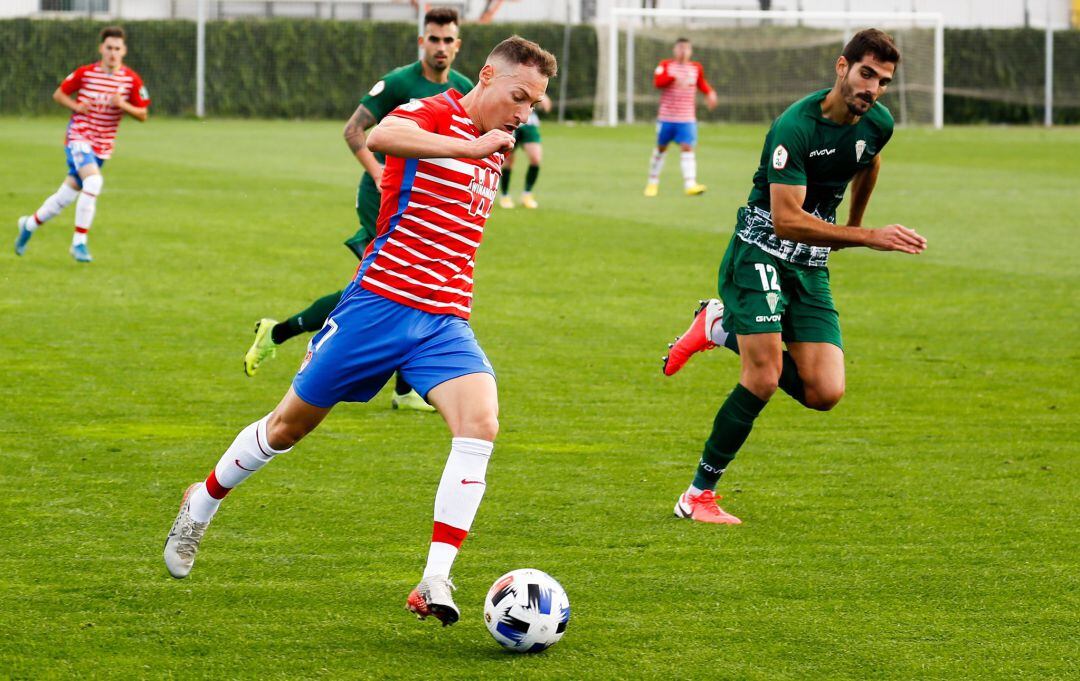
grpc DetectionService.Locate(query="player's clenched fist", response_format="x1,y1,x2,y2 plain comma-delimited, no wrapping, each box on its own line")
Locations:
467,130,515,158
867,224,927,254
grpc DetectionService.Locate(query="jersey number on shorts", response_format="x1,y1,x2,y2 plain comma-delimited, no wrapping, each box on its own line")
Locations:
754,263,781,292
313,317,339,352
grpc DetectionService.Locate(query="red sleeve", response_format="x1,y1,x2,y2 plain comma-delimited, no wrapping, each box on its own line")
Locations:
59,65,87,95
127,70,151,107
653,60,675,89
386,97,441,132
695,63,713,94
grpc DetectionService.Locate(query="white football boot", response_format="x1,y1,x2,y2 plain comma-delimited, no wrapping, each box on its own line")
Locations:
163,483,211,579
406,576,460,626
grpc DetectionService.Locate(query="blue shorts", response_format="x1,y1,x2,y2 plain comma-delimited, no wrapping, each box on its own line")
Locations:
656,121,697,147
291,282,495,408
65,141,104,188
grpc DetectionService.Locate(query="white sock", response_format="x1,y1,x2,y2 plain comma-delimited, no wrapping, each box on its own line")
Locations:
188,416,291,523
647,149,666,183
708,318,729,348
686,484,708,498
423,437,493,579
74,174,103,238
28,183,80,230
680,151,697,188
72,230,88,246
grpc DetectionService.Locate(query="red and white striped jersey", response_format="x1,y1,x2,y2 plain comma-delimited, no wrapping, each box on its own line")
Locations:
60,63,150,159
356,89,503,320
654,59,712,123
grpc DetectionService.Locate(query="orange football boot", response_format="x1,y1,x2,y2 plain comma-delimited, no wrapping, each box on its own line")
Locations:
674,490,742,525
662,299,724,376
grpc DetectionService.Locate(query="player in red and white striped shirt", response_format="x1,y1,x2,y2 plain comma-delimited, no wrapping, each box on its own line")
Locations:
164,36,557,628
644,38,717,198
16,26,150,263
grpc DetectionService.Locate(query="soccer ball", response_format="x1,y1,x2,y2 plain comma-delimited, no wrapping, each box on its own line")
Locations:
483,568,570,653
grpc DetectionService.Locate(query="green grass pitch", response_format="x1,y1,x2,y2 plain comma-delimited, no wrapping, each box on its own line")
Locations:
0,116,1077,679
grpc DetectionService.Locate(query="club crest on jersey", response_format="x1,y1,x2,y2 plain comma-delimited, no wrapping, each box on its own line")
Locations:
766,292,780,314
772,144,788,170
468,166,498,218
855,139,867,162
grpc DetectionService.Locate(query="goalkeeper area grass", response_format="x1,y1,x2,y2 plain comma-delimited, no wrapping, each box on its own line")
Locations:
0,117,1076,679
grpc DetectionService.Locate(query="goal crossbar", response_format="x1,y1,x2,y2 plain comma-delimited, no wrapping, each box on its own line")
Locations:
606,7,945,129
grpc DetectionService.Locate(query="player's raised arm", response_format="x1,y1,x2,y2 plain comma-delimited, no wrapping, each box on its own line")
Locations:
653,60,676,88
343,103,383,181
367,115,514,160
771,183,925,254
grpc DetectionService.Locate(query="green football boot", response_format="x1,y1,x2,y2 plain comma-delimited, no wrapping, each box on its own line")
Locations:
244,318,278,377
392,388,437,413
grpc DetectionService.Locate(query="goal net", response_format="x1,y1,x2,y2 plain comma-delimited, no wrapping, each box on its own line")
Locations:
599,8,944,128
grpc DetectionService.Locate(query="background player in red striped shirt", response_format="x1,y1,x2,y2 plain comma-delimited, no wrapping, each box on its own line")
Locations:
644,37,717,198
15,26,150,263
164,36,556,628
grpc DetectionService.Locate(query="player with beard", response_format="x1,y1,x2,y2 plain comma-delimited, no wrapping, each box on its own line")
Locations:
243,7,471,413
660,29,927,524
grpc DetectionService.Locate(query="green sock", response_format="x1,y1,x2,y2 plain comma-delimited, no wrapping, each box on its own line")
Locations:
272,289,343,344
500,169,511,195
723,331,739,352
524,164,540,192
692,384,768,491
394,373,413,396
721,335,806,406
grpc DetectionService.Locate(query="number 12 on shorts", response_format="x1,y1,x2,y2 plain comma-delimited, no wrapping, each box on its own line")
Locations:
754,263,780,291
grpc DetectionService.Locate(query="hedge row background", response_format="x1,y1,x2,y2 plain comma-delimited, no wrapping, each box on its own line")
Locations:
0,18,1076,124
0,19,597,119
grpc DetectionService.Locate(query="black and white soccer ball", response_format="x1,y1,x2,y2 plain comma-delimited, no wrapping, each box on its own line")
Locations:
483,568,570,653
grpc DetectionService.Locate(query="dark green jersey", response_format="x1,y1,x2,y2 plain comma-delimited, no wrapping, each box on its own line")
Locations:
736,88,894,267
360,61,474,166
345,62,475,254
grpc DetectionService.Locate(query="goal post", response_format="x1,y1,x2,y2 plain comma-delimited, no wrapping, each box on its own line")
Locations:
604,7,944,129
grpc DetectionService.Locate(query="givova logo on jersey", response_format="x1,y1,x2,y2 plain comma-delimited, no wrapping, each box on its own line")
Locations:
468,167,499,218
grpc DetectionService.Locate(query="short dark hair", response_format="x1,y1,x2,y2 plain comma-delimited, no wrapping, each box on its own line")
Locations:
842,28,900,65
424,7,459,27
100,26,125,42
487,35,558,79
675,37,690,44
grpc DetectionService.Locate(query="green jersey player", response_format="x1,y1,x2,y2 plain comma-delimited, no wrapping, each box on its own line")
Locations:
661,29,927,524
498,94,550,209
243,7,473,412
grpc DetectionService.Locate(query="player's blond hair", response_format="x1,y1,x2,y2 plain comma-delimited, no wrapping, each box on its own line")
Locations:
487,36,557,79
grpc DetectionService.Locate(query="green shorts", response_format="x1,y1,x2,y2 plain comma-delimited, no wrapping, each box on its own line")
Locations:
344,172,380,259
718,234,843,349
514,123,541,145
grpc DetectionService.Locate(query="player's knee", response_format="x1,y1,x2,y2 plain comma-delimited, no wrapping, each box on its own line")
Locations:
743,377,778,401
81,173,103,195
740,365,780,400
741,356,781,399
265,411,312,449
458,413,499,441
804,385,844,411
